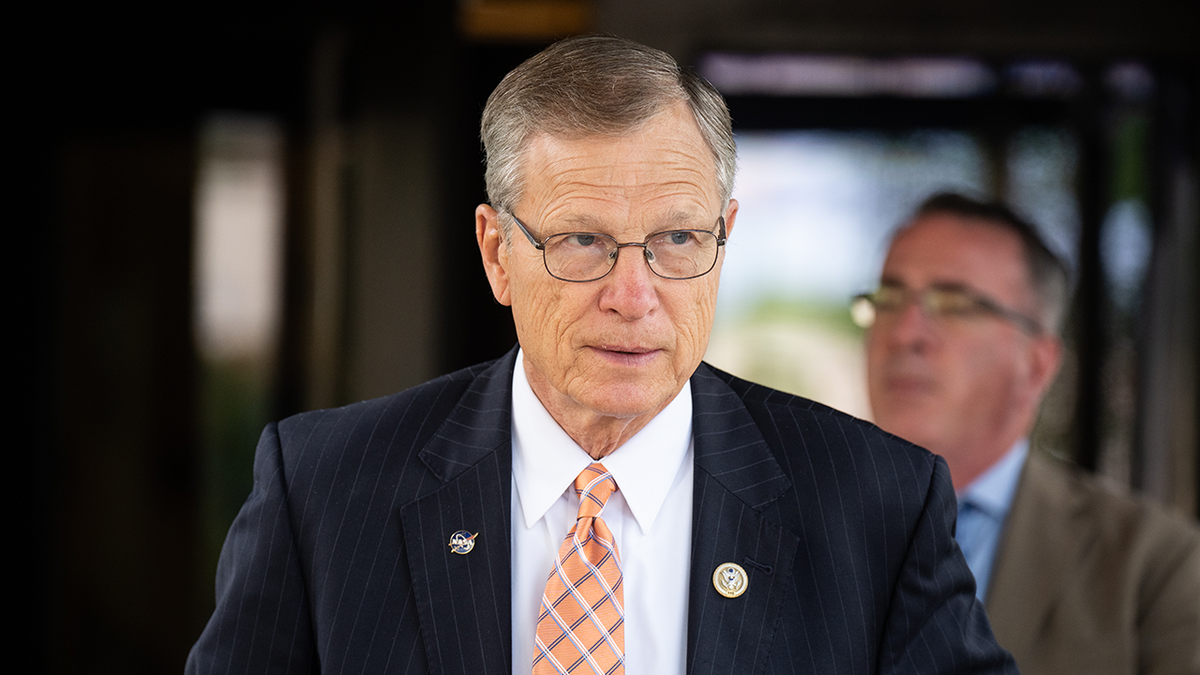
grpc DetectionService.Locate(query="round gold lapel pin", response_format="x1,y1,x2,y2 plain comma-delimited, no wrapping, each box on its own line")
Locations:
449,530,478,555
713,562,748,598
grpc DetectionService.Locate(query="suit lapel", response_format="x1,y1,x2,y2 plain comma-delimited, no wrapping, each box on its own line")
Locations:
398,355,799,674
400,349,517,675
985,453,1097,662
686,364,798,675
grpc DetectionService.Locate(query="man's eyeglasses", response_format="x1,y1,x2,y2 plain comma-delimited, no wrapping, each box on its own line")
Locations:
509,213,727,282
851,284,1044,336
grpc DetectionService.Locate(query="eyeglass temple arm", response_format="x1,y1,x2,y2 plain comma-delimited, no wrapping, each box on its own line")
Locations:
508,213,545,250
981,298,1044,336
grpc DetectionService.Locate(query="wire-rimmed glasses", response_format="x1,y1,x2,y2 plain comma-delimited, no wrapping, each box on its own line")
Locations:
510,213,727,282
851,283,1043,336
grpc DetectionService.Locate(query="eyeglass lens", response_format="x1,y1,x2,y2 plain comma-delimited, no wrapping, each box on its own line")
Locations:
852,287,971,328
851,285,1039,334
543,230,720,281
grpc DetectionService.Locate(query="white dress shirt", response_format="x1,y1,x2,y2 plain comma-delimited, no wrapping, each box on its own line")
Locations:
510,349,694,675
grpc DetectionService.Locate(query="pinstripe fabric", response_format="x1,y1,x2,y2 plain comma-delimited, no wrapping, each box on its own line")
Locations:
688,365,1013,675
187,347,1015,675
534,464,625,675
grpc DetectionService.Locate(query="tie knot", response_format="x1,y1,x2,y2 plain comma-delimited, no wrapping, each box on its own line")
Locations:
574,462,618,519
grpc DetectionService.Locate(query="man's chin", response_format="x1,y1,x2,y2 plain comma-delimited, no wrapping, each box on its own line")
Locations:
872,407,942,448
574,380,676,420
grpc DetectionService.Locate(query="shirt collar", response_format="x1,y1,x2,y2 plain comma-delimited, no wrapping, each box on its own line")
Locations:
959,439,1028,521
511,349,693,535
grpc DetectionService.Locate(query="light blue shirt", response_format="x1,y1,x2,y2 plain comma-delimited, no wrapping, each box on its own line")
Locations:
955,440,1028,602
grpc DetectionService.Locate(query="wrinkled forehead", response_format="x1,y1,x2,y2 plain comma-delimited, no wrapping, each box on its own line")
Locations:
521,110,720,209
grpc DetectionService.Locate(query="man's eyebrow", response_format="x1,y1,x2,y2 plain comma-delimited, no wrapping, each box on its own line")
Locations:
927,281,975,293
663,211,703,226
877,277,976,294
646,211,710,233
546,211,708,233
548,213,606,231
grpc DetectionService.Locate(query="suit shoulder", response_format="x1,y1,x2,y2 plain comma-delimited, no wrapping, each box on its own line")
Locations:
1032,454,1186,518
1011,453,1200,656
1028,452,1200,553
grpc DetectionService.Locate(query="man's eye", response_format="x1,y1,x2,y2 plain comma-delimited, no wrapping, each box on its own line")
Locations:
567,234,597,247
931,292,977,315
667,231,693,246
873,288,906,310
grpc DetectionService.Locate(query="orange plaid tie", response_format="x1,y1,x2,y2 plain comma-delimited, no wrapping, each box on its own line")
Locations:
533,463,625,675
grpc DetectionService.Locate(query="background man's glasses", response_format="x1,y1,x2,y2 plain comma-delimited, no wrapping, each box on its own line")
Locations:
510,213,727,282
851,284,1043,336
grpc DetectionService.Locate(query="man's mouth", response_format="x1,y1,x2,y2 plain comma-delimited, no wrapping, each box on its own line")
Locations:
590,345,661,364
885,374,935,397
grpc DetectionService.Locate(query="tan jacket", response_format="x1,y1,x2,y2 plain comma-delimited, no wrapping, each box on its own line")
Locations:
986,452,1200,675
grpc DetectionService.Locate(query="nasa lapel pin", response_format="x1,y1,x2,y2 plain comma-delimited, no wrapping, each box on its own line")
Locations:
449,530,478,555
713,562,748,598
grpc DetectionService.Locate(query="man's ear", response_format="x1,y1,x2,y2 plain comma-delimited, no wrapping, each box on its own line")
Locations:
476,204,512,306
723,198,739,238
1028,333,1063,401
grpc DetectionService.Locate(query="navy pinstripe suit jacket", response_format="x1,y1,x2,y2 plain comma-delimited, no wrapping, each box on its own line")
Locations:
187,348,1015,674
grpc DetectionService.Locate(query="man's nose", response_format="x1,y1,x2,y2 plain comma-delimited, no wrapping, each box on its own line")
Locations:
883,297,937,348
598,245,658,319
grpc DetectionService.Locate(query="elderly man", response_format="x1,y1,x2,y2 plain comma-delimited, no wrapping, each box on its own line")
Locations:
860,192,1200,675
188,37,1013,674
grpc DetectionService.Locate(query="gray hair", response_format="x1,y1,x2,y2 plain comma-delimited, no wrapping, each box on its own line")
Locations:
909,192,1071,335
480,34,736,232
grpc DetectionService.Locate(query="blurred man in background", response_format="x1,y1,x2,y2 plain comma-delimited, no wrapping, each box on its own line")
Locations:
859,192,1200,675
